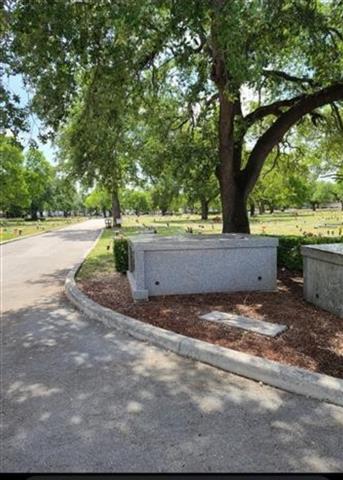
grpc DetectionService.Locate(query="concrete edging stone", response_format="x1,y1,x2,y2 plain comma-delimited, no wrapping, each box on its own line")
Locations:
65,236,343,408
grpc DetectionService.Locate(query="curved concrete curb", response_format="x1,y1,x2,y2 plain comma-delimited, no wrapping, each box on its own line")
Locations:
65,252,343,408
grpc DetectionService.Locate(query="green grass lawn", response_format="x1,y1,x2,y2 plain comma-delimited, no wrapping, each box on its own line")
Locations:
77,208,343,280
0,216,88,243
122,209,343,236
77,228,115,280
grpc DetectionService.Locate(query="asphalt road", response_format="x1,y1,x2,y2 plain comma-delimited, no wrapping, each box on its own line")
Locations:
1,219,343,472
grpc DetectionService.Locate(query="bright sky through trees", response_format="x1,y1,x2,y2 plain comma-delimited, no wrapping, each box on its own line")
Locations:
5,74,56,163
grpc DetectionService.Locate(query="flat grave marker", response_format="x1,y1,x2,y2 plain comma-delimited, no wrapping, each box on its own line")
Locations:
200,311,287,337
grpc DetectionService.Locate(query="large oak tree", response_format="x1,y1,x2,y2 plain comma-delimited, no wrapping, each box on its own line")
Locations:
3,0,343,232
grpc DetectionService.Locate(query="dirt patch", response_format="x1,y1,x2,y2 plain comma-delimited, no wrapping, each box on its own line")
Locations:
78,269,343,379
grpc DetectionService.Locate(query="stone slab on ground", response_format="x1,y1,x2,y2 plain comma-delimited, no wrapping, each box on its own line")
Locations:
200,311,287,337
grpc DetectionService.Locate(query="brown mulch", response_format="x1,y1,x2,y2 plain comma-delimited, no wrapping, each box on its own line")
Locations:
78,269,343,379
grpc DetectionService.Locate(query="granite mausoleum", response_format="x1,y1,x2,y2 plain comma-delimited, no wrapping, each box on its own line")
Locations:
127,234,279,301
301,243,343,318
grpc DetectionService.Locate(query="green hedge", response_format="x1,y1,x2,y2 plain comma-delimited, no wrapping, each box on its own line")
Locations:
276,235,343,272
113,237,129,273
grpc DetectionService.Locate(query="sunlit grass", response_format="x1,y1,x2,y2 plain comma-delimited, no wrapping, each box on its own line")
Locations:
122,209,343,236
77,229,115,280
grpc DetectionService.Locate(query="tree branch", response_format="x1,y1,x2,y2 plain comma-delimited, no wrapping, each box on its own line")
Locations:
262,145,280,178
171,116,190,131
244,94,305,127
242,82,343,194
205,92,219,108
263,69,316,87
328,26,343,41
331,102,343,131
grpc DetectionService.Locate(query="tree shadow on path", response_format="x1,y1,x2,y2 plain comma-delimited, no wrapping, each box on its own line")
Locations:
2,294,343,473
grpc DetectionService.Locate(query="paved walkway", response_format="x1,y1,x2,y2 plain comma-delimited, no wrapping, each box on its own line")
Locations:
1,220,343,472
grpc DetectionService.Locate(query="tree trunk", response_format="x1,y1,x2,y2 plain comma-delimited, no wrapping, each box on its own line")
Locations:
200,198,209,220
112,190,121,226
102,208,107,218
218,182,250,233
216,97,250,233
31,206,38,221
211,3,265,233
215,90,251,232
311,202,316,211
210,12,343,235
249,201,255,217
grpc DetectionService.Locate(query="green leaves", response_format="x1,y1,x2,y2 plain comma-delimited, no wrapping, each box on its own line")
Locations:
84,187,111,214
121,189,152,215
24,147,54,216
0,135,80,217
0,135,29,213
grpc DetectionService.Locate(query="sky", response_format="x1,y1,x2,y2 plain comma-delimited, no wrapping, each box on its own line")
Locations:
6,74,56,164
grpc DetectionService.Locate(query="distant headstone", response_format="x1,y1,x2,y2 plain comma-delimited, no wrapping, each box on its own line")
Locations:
105,218,112,229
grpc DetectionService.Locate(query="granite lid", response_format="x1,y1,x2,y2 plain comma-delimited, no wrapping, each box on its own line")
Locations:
129,233,279,249
301,243,343,256
301,243,343,267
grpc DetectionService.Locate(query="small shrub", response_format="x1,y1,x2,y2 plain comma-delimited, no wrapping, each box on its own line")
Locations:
276,235,343,272
113,237,129,273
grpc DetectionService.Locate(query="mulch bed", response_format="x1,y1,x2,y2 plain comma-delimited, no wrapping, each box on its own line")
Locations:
78,269,343,379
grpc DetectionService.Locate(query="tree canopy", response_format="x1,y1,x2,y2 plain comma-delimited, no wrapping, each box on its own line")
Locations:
0,134,29,214
2,0,342,231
